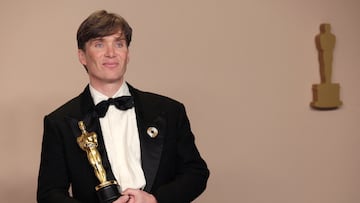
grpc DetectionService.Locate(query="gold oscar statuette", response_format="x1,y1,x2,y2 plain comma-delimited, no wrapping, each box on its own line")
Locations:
310,23,342,109
77,121,121,203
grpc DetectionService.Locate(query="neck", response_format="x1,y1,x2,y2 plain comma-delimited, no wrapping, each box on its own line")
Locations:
90,80,124,98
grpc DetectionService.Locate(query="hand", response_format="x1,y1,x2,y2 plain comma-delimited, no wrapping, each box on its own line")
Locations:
122,188,158,203
113,195,131,203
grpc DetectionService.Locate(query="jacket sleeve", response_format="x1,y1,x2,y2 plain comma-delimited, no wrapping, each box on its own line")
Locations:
153,104,210,203
37,116,81,203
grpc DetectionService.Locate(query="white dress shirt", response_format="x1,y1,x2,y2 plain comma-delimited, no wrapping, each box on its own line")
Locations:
89,82,146,192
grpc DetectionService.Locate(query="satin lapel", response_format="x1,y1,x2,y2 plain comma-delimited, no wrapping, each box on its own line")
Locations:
129,84,166,192
65,86,117,182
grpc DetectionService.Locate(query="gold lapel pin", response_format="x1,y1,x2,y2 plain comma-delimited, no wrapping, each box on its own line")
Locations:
147,127,158,138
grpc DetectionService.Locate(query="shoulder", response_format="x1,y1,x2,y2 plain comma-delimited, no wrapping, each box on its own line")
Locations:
129,84,185,112
46,86,92,120
135,88,180,104
46,95,82,120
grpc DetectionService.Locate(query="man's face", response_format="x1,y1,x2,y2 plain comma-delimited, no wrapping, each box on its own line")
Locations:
78,31,129,88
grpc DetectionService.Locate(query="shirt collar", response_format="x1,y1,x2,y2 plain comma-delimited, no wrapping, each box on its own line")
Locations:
89,82,131,105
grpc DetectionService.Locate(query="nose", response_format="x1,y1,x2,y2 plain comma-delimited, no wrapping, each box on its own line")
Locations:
105,45,115,57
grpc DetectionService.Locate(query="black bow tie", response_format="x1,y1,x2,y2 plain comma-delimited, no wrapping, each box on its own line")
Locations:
94,96,134,118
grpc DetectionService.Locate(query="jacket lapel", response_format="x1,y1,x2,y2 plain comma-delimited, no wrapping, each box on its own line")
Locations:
66,86,118,182
129,84,166,192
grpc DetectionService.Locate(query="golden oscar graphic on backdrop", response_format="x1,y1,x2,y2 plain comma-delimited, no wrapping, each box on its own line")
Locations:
77,121,121,203
311,23,342,109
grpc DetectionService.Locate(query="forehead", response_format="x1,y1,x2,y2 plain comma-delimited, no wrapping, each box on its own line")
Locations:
89,31,125,42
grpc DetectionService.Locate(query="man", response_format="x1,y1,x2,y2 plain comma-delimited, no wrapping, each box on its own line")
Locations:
37,10,209,203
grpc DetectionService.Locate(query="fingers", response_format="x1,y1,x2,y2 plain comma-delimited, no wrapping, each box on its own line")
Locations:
113,195,131,203
124,195,131,203
121,188,138,196
121,189,157,203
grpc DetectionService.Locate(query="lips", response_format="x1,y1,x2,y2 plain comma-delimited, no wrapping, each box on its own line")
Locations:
103,62,119,68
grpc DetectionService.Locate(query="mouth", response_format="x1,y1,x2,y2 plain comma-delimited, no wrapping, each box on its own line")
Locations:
102,62,119,68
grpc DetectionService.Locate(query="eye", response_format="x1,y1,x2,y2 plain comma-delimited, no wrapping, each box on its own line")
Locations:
94,42,103,48
115,41,124,48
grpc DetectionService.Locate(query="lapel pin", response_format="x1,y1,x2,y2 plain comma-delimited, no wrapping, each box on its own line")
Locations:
147,127,158,138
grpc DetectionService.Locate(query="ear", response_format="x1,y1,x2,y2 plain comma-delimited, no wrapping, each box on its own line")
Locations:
78,49,87,65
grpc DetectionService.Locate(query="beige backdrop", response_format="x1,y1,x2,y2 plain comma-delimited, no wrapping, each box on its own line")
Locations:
1,0,360,202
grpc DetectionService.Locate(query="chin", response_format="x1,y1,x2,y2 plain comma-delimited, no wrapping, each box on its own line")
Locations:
104,77,124,84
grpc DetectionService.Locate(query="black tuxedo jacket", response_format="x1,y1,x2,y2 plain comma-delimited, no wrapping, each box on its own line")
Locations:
37,84,209,203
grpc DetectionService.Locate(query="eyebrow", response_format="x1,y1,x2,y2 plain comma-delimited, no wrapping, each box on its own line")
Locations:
114,37,126,41
90,35,126,43
89,37,104,43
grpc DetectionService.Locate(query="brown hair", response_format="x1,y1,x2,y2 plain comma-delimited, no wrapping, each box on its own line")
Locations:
77,10,132,50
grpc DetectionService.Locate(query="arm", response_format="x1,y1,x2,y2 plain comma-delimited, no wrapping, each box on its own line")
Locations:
37,116,81,203
153,104,210,203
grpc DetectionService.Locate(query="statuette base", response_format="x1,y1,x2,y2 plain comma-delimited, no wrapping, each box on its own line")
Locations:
96,181,121,203
311,83,342,109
